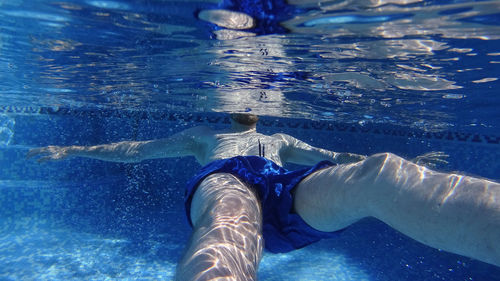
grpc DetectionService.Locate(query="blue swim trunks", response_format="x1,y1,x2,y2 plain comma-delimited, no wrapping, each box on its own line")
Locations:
184,156,343,253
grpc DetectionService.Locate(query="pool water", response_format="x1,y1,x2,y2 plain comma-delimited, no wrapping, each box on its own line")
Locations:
2,110,499,280
1,0,500,280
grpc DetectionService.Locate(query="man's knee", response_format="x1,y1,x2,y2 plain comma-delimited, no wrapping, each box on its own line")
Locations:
358,152,392,171
367,152,405,167
353,152,403,181
368,152,398,163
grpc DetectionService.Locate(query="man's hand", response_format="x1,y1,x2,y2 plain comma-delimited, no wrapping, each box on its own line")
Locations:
27,146,72,163
411,151,449,169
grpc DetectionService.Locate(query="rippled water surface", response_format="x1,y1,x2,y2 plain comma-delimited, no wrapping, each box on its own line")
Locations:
1,0,499,133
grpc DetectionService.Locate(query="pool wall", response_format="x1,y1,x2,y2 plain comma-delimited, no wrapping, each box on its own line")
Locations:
1,106,499,280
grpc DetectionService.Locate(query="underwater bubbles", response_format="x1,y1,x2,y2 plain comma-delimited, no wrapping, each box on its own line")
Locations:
0,115,15,147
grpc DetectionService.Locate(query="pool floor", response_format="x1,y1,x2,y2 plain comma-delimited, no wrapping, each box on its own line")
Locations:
1,208,498,280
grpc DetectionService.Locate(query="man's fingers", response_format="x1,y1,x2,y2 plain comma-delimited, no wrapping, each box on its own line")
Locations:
413,151,450,168
427,151,448,157
433,152,449,158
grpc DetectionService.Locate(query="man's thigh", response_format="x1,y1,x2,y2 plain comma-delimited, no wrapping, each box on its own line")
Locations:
178,173,263,280
190,173,262,227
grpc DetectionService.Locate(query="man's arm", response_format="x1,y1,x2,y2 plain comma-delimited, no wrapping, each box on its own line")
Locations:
27,126,211,163
273,133,366,166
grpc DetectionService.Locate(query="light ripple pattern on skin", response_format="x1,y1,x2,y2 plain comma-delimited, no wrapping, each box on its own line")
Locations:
176,174,263,281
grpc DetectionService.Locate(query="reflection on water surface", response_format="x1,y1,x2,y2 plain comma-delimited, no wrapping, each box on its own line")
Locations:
0,0,499,133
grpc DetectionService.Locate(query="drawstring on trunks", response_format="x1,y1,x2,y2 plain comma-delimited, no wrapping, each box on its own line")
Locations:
258,139,266,158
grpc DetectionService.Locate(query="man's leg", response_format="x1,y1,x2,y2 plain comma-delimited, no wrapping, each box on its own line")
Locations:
176,173,263,281
294,153,500,266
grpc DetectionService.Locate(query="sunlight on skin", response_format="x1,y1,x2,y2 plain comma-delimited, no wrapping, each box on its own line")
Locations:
176,174,263,281
294,153,500,266
374,155,500,266
442,175,463,204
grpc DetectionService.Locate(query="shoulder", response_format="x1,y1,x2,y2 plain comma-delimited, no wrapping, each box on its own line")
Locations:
186,126,218,147
270,133,288,139
271,133,298,143
167,126,215,146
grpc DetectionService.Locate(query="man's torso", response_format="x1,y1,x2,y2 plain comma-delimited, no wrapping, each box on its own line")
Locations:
198,128,287,166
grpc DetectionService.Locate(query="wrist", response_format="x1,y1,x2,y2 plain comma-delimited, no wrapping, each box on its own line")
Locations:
66,145,84,156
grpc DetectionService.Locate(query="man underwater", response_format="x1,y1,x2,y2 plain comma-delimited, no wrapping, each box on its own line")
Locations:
28,113,500,280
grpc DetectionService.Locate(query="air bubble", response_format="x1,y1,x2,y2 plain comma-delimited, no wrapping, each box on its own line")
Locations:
0,115,15,147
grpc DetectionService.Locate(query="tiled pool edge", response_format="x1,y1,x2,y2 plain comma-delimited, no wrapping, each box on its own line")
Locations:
1,105,498,146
